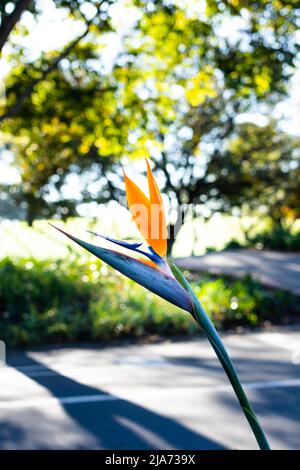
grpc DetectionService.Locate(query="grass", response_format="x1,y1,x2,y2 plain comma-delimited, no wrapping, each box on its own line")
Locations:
0,214,247,259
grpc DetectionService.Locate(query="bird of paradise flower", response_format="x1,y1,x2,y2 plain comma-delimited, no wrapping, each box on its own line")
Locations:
51,160,270,450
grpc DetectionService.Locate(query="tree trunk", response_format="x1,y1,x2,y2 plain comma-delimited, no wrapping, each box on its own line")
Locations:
26,200,36,227
26,212,34,227
167,225,176,256
0,0,31,54
167,207,187,256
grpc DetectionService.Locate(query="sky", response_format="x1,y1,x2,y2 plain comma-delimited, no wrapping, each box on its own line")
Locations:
0,0,299,190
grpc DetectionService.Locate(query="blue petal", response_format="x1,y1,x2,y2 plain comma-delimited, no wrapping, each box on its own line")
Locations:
87,231,143,250
87,230,162,264
51,225,193,314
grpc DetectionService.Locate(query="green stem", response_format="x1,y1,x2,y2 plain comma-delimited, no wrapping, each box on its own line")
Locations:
195,301,270,450
169,260,271,450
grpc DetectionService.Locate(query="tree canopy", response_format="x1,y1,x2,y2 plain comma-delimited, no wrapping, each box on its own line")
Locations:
0,0,299,251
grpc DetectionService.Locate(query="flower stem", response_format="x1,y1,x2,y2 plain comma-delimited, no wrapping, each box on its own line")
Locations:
169,260,271,450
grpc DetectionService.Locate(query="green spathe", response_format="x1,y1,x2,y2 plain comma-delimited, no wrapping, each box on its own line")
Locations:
50,225,193,314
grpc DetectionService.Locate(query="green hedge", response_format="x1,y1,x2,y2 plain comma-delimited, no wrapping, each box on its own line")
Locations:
224,225,300,252
0,257,299,347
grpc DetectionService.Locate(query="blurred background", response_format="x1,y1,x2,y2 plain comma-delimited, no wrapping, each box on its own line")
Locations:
0,0,300,450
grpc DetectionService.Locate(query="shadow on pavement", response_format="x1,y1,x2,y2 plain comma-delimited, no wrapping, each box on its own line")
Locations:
218,384,300,450
160,349,300,449
1,355,225,450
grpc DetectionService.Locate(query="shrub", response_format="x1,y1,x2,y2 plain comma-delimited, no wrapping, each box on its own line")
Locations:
223,225,300,252
246,225,300,251
0,257,299,347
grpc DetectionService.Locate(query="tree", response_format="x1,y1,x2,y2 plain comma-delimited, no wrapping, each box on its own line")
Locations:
114,1,300,251
0,0,116,122
206,120,300,220
1,0,300,251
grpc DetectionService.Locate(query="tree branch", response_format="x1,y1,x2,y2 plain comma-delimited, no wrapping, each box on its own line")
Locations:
0,25,91,123
0,0,109,124
0,0,31,54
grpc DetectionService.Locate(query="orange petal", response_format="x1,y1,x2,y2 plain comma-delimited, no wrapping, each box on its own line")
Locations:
146,159,163,205
123,171,152,248
124,164,167,258
146,160,167,257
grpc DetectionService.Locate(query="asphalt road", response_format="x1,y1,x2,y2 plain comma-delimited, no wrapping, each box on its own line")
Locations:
1,327,300,450
176,250,300,295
